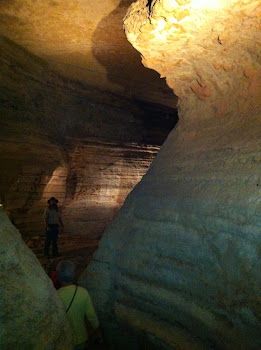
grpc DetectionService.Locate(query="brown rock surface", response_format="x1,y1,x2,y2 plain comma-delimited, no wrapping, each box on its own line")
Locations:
62,138,159,239
80,1,261,349
0,135,158,239
0,208,73,350
0,34,177,240
0,0,177,108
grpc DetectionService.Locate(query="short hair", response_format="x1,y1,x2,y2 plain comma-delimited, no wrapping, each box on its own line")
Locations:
56,260,75,284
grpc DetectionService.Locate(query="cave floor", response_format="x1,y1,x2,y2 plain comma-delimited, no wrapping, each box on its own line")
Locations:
25,234,99,279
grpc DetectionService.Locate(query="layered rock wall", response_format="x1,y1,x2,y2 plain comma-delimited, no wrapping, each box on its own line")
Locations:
0,35,174,240
0,35,150,143
62,138,158,239
0,135,158,239
81,1,261,349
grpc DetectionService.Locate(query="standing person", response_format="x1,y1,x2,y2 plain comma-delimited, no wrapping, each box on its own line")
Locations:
43,196,64,258
57,260,102,350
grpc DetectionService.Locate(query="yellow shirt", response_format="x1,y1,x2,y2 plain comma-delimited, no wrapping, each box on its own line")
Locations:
58,285,99,346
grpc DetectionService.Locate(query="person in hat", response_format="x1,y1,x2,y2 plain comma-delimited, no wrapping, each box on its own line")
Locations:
43,197,64,258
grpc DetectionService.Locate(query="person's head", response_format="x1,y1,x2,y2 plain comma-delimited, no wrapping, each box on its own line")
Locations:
56,260,75,285
48,197,58,208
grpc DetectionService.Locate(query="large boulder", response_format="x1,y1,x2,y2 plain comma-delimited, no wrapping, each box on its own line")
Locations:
0,208,73,350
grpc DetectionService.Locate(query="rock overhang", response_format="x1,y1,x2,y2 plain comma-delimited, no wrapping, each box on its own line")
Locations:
124,0,261,121
0,0,178,108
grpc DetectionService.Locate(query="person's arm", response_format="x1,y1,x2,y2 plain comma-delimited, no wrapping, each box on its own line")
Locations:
85,294,99,329
58,210,64,233
84,293,103,343
43,209,49,231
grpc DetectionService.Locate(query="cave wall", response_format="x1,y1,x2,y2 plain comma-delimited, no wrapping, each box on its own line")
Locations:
0,35,149,142
0,135,158,239
62,138,158,239
0,0,177,108
80,1,261,349
0,209,73,350
0,35,176,239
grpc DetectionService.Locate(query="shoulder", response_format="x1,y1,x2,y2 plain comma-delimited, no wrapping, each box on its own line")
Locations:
77,286,91,298
77,286,89,294
58,285,75,296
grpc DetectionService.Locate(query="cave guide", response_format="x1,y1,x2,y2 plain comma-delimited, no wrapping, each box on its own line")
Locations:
43,196,64,258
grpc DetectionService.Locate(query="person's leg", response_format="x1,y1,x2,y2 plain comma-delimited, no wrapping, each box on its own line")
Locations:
51,225,59,257
44,232,52,257
74,342,87,350
52,235,58,257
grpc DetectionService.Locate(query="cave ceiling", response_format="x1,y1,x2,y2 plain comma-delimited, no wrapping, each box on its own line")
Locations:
0,0,177,108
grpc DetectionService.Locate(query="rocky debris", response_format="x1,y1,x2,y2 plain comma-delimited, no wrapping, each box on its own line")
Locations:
0,208,73,350
81,0,261,349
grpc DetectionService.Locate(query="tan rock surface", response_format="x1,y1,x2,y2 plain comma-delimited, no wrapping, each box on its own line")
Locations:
0,34,176,241
0,208,73,350
81,0,261,349
62,138,159,239
0,135,158,239
0,0,177,108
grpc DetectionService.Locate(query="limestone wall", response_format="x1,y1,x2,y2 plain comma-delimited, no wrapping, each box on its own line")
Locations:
80,1,261,349
0,0,177,108
0,135,158,239
0,34,176,240
0,209,72,350
62,138,158,239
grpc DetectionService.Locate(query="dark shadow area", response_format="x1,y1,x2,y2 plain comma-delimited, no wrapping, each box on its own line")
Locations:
132,99,179,145
0,137,65,231
0,34,176,147
91,0,178,109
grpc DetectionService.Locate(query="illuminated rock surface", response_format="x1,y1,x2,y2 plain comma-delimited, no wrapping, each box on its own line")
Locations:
81,0,261,349
0,209,72,350
0,135,158,239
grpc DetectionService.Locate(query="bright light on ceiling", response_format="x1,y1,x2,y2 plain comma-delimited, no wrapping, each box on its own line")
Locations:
191,0,223,10
156,19,166,31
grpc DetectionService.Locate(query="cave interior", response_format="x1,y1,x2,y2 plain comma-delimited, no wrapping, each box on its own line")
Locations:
1,0,261,349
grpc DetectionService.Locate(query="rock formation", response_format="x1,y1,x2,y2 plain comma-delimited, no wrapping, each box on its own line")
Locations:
0,34,177,240
80,0,261,349
0,208,72,350
0,134,158,239
0,0,177,108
